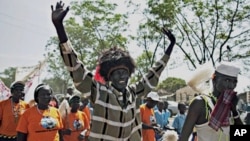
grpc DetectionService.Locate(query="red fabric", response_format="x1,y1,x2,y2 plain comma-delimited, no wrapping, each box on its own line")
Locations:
208,90,236,131
94,65,105,84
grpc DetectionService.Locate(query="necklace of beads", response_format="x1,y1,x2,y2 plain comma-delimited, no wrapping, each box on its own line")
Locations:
11,99,20,123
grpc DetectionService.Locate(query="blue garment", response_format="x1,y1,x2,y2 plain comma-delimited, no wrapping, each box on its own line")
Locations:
154,109,171,128
172,113,186,135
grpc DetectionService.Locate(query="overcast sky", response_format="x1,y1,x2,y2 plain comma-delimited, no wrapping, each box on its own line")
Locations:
0,0,144,70
0,0,66,71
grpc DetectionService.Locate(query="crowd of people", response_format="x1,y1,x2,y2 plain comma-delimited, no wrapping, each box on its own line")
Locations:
0,1,248,141
1,62,247,141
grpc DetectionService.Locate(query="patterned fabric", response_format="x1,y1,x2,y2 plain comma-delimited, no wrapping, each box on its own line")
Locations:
59,41,170,141
0,136,16,141
208,90,236,131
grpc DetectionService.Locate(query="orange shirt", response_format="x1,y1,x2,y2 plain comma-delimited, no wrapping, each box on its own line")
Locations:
82,106,91,122
140,104,156,141
62,110,90,141
16,106,63,141
0,99,29,136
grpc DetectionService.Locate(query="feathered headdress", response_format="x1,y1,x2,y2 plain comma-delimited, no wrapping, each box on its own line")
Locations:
58,99,71,119
186,62,214,95
162,130,179,141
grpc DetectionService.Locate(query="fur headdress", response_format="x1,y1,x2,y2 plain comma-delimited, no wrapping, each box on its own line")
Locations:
94,47,136,83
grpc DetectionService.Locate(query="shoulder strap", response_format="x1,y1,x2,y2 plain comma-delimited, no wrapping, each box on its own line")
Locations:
198,95,215,119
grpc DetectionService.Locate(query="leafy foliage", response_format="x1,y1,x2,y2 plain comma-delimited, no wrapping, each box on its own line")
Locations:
128,0,250,74
0,67,16,87
157,77,186,93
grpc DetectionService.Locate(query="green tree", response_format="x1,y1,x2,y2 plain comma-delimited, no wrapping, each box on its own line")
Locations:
130,51,154,83
157,77,186,93
128,0,250,73
0,67,16,87
42,77,68,94
45,0,130,91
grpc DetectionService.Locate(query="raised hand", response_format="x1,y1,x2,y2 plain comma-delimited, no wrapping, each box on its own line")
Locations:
51,1,69,26
162,27,176,45
162,27,176,55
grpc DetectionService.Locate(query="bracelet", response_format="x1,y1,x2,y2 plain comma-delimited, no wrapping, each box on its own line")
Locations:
233,115,240,119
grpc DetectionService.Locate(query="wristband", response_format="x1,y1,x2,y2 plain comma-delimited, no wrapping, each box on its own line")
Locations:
233,115,240,119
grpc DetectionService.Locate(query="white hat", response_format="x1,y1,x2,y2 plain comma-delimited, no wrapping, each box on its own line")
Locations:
147,92,160,101
216,62,240,77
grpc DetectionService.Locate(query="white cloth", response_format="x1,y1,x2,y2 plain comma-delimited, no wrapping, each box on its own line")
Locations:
195,122,229,141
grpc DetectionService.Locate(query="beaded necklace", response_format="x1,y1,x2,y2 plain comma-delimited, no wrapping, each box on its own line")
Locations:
11,99,20,123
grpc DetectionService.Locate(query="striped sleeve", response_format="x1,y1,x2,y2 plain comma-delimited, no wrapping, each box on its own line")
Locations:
60,40,94,96
130,54,170,98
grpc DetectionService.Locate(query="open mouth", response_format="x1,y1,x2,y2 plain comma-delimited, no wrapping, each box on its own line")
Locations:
119,80,126,84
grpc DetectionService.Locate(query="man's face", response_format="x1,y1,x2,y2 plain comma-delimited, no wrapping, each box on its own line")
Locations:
213,73,238,95
157,102,164,110
37,86,53,106
109,68,130,92
12,84,25,101
146,99,158,109
67,88,73,95
71,102,80,111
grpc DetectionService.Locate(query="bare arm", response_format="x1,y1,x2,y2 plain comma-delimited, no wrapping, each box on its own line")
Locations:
179,99,204,141
51,1,69,43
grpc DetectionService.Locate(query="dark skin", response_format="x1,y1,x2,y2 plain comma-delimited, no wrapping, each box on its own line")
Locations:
141,99,165,136
157,101,164,112
179,72,243,141
11,84,25,103
0,83,24,127
67,88,74,96
17,86,53,141
109,68,130,93
51,1,176,95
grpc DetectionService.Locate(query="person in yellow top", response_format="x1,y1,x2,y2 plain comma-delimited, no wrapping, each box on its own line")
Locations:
60,95,90,141
16,84,63,141
0,81,29,141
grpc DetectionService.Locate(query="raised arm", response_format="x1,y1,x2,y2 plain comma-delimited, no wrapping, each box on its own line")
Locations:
130,28,176,98
179,99,203,141
162,28,176,56
51,1,94,96
51,1,69,43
